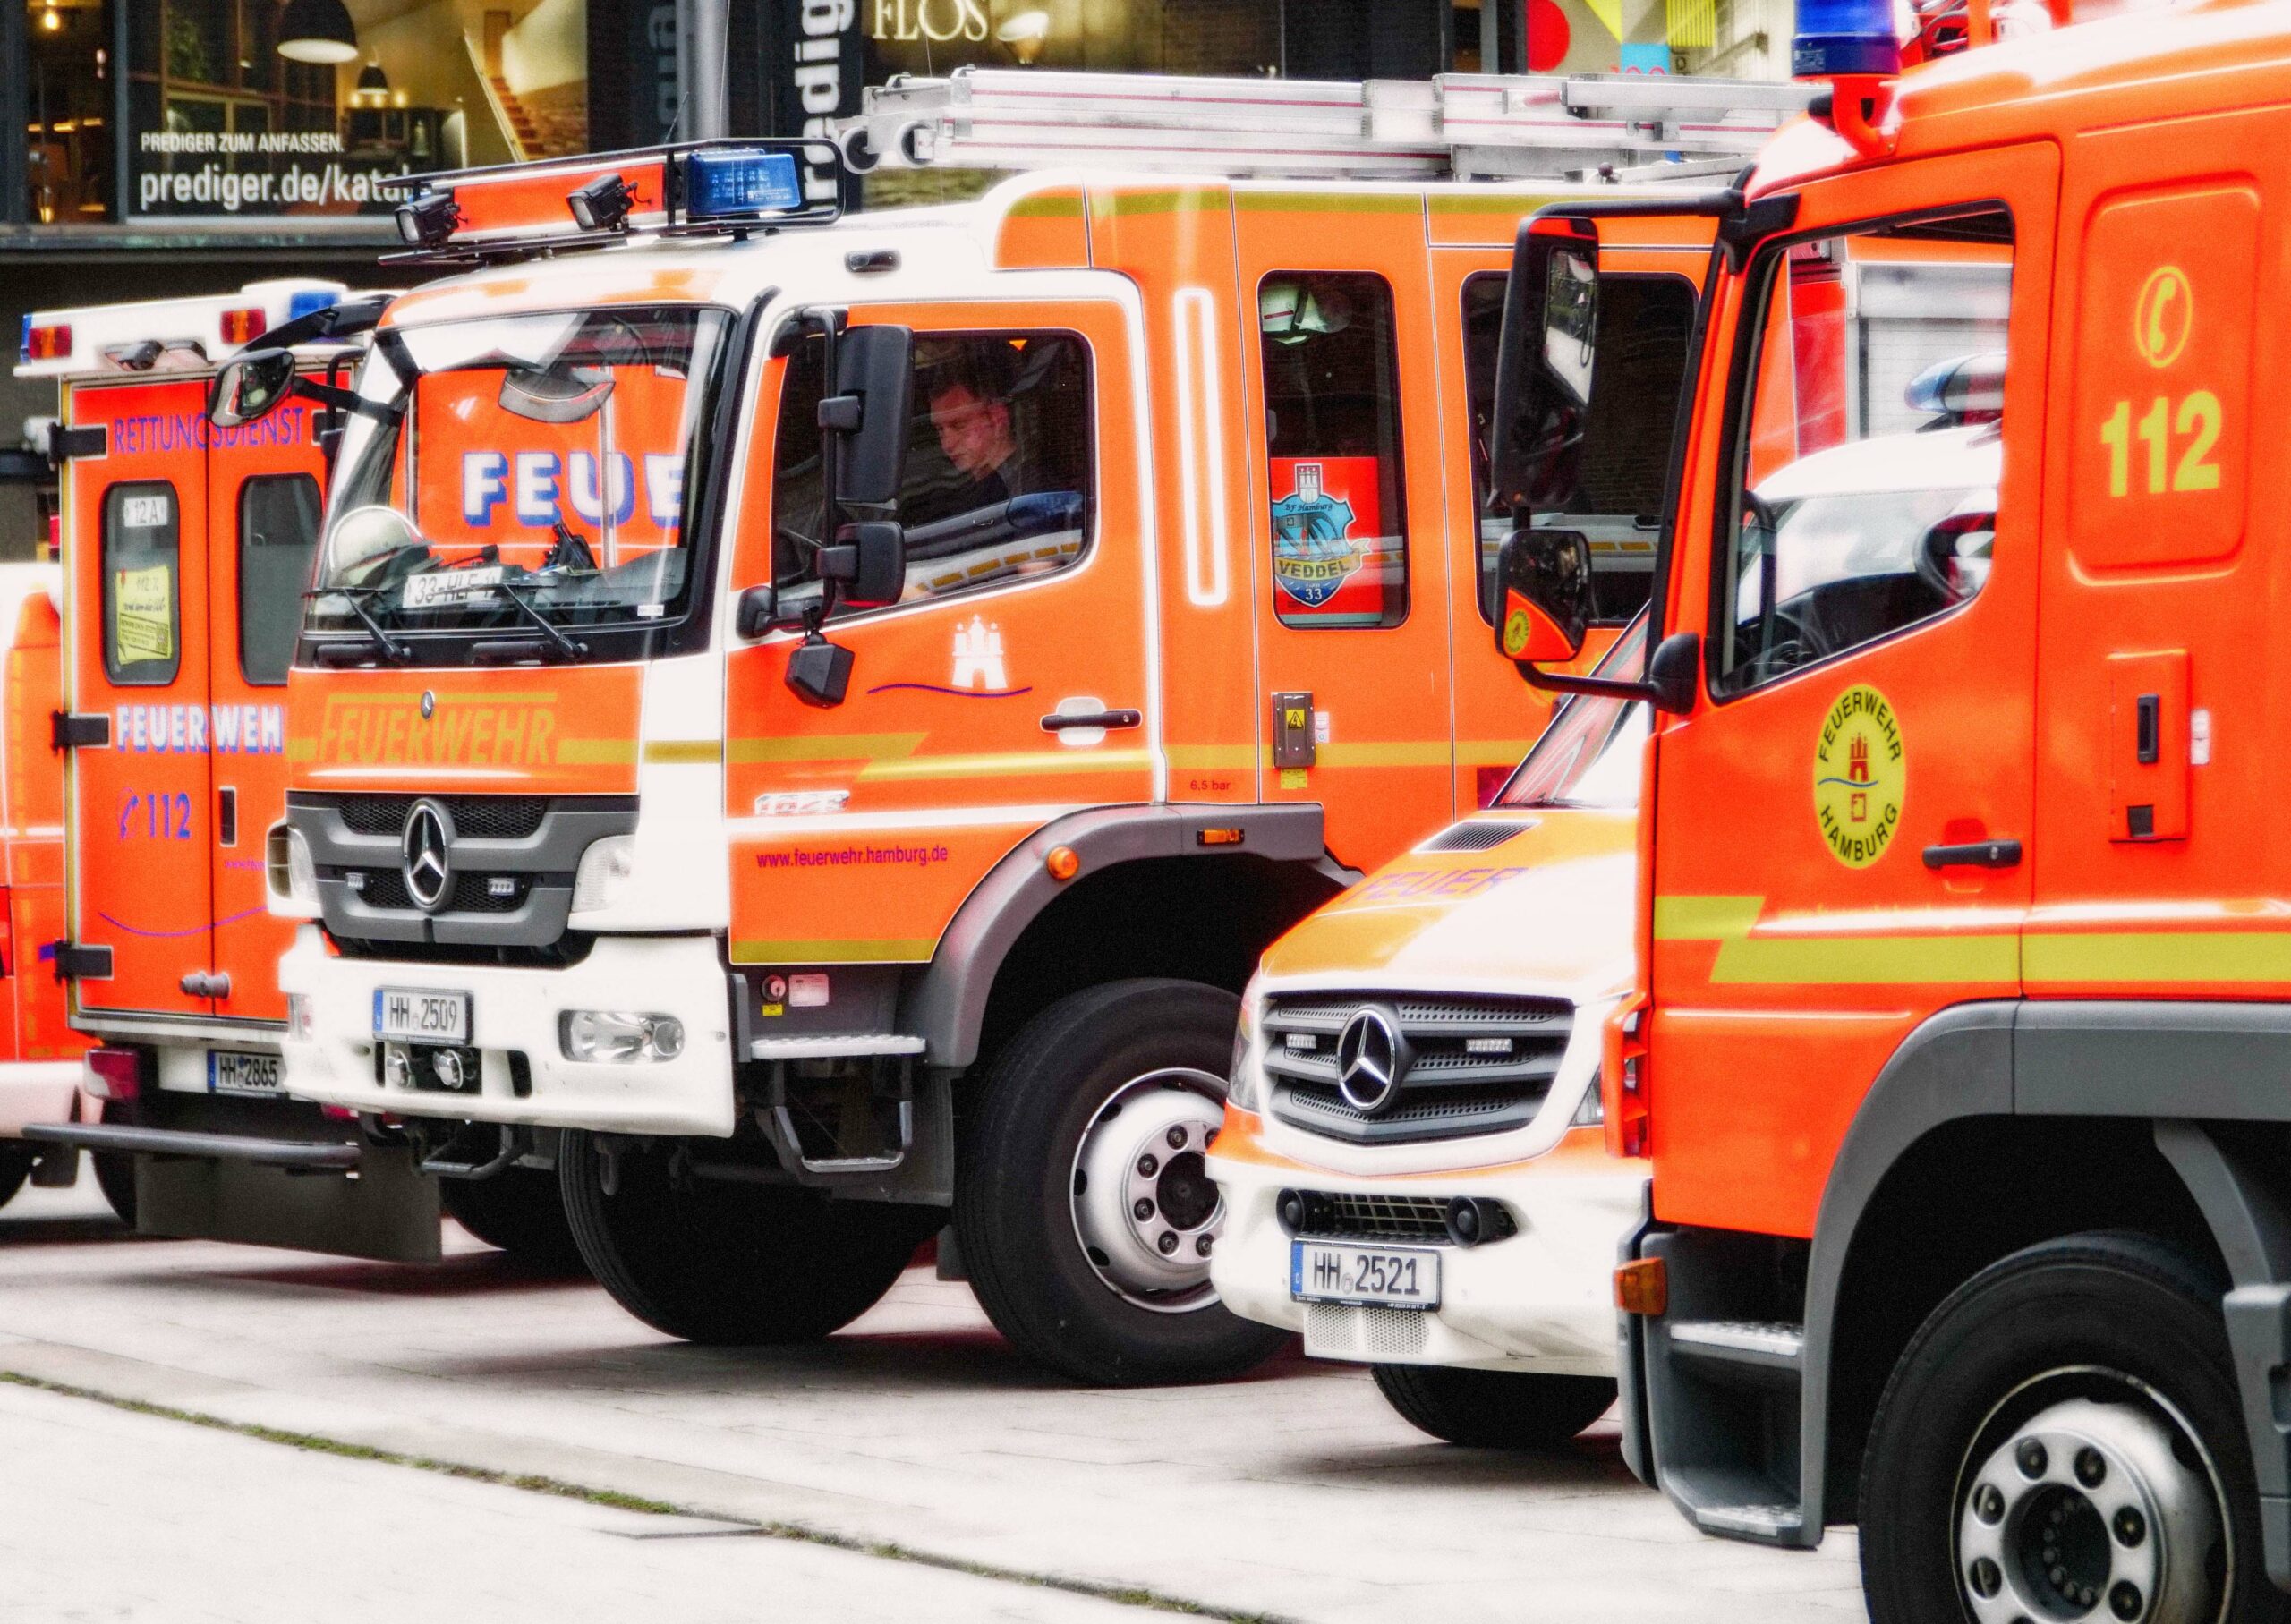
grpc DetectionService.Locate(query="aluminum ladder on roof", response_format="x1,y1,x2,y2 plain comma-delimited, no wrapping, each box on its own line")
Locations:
836,67,1817,184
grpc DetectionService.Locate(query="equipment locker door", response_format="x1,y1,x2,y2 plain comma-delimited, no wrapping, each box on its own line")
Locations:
1235,199,1453,869
1643,148,2057,1238
64,378,217,1018
207,414,324,1024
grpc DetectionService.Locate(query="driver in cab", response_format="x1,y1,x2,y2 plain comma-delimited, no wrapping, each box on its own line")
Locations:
912,344,1036,524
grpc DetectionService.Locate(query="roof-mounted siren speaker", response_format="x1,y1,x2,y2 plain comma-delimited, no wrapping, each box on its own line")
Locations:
1793,0,1901,156
396,187,461,247
840,119,931,174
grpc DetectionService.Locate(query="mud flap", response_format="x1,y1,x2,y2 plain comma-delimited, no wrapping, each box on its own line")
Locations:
134,1143,442,1263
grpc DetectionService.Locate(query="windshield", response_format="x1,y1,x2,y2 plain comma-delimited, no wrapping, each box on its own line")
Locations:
311,306,733,642
1496,613,1650,810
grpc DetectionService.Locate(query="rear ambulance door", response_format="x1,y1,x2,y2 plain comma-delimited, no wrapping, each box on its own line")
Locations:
64,378,216,1018
1645,149,2055,1237
1235,195,1452,868
723,298,1153,970
206,403,324,1024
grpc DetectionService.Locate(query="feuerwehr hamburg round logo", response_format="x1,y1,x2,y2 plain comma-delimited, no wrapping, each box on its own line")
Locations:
1812,684,1905,869
1335,1007,1408,1115
402,799,454,911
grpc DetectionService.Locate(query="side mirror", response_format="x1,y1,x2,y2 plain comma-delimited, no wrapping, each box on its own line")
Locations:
1490,215,1600,513
826,324,913,509
736,583,779,641
208,348,298,429
1495,529,1593,666
821,520,906,609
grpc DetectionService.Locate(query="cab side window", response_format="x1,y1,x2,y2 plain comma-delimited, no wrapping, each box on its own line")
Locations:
771,328,1094,616
238,473,321,685
1259,271,1407,628
1461,271,1693,625
103,480,180,685
1710,208,2014,698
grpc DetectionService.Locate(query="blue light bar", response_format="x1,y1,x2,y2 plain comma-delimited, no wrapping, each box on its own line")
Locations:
1793,0,1902,77
17,314,30,365
285,288,339,324
1905,352,2006,420
685,149,804,220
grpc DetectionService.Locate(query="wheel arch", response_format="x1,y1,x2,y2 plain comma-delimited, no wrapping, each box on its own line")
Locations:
903,803,1350,1071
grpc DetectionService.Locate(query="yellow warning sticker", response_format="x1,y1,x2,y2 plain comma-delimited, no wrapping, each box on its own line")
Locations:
1812,684,1903,869
112,565,174,665
1279,768,1308,790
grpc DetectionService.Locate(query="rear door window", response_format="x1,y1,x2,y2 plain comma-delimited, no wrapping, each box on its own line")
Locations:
103,480,181,685
238,473,321,685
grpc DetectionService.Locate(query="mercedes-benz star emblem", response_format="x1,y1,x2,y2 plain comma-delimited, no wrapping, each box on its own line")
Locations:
1335,1008,1409,1116
420,690,436,719
402,799,454,913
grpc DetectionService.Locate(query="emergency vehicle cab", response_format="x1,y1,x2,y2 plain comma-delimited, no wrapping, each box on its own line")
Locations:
9,283,549,1263
241,82,1793,1383
1492,1,2291,1617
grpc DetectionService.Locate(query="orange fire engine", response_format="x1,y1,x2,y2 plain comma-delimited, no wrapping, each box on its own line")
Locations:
231,78,1794,1382
1492,0,2291,1616
14,283,576,1265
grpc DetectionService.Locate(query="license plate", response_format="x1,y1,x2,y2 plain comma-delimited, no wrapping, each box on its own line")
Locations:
403,566,503,609
1290,1240,1441,1310
373,987,471,1044
208,1049,281,1096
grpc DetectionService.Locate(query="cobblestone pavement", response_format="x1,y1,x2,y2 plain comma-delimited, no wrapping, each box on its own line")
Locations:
0,1182,1866,1622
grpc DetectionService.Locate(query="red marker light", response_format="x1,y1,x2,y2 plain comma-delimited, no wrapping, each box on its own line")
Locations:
220,308,268,345
24,325,70,361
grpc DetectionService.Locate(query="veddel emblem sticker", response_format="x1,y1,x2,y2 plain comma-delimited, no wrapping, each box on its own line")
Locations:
1812,684,1904,869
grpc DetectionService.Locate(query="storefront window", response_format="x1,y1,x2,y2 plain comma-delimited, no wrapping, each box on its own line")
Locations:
27,0,114,223
124,0,592,222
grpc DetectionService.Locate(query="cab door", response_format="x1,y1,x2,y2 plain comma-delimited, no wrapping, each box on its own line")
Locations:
723,296,1153,970
206,408,324,1024
1644,148,2057,1238
1235,198,1452,870
64,378,216,1018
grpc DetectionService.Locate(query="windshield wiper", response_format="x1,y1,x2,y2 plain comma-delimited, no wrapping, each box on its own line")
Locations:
491,574,589,662
308,585,413,664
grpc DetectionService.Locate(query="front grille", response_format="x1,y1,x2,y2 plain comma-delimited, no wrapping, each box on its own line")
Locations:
344,870,526,914
1295,1193,1449,1243
1264,991,1571,1145
353,870,413,911
335,794,549,839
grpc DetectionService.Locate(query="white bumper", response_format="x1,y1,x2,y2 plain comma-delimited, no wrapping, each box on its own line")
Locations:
278,927,739,1136
0,1061,85,1136
1208,1140,1644,1376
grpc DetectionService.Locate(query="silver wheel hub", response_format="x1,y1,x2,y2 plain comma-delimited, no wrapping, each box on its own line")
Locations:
1070,1067,1226,1313
1959,1396,2220,1624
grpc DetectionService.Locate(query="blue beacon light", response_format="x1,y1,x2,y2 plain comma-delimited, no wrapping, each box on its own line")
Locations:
1793,0,1903,78
685,149,805,220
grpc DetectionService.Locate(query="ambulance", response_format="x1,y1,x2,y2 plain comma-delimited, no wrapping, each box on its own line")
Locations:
1489,0,2291,1616
13,283,576,1265
227,77,1801,1383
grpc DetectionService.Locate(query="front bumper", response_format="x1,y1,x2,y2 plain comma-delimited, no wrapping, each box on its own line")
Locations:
1208,1118,1643,1376
278,927,739,1136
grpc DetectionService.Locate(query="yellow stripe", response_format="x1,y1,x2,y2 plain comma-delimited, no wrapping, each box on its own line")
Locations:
2025,932,2291,984
1653,894,1764,940
285,737,316,763
1427,192,1564,217
726,733,925,765
1457,739,1537,768
857,749,1154,783
1655,894,2015,985
1091,188,1225,219
1318,741,1453,769
1007,191,1086,219
1238,191,1422,217
731,937,938,965
642,740,721,765
556,738,638,765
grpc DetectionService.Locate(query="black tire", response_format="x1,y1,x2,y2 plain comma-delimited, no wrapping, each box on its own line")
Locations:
954,978,1288,1386
1371,1363,1617,1450
558,1129,940,1344
93,1102,135,1226
1861,1230,2282,1624
441,1167,589,1274
0,1144,33,1211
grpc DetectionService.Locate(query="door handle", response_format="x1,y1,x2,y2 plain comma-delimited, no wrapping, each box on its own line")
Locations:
1922,839,2023,871
180,971,232,999
1041,709,1142,733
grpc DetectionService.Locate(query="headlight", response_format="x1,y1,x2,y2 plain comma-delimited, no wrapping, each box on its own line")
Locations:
571,836,636,914
268,823,319,917
1225,976,1264,1113
560,1010,686,1064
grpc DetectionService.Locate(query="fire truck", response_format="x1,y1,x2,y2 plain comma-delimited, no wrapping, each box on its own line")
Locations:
234,72,1799,1382
12,283,578,1265
1492,0,2291,1615
0,558,94,1209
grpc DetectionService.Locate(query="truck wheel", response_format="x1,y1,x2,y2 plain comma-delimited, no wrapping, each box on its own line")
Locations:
440,1168,588,1275
955,978,1288,1386
1861,1231,2275,1624
0,1144,32,1211
1371,1363,1616,1450
558,1129,938,1345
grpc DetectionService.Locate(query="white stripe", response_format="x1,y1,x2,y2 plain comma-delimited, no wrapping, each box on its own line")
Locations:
727,803,1083,838
1173,287,1231,608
